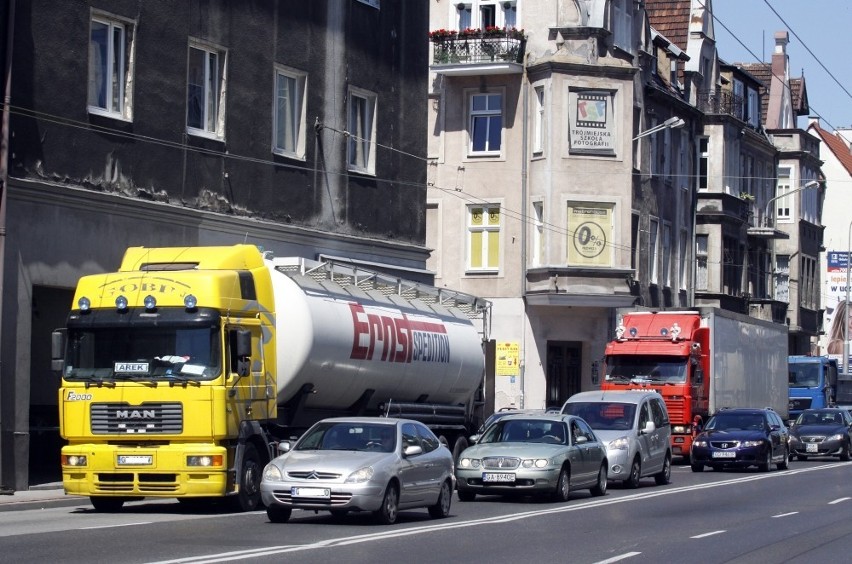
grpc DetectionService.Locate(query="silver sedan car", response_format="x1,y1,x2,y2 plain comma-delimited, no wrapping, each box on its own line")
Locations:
455,414,608,502
260,417,454,524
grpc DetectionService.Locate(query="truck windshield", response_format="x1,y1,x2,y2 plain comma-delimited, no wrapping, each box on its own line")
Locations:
788,364,820,388
605,356,687,383
63,325,221,382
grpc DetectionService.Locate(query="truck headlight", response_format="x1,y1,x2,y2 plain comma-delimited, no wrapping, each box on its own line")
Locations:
672,425,691,434
62,455,88,467
263,463,283,482
187,455,223,467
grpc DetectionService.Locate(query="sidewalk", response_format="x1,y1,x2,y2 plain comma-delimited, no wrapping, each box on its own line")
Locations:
0,482,87,512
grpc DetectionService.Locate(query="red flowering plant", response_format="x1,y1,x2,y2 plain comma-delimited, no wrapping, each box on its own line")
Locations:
428,28,458,41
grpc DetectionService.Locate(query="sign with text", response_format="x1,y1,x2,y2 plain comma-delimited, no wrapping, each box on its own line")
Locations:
569,90,616,155
496,342,520,376
567,204,612,267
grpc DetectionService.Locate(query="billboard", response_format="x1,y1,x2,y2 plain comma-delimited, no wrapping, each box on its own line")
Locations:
825,250,850,368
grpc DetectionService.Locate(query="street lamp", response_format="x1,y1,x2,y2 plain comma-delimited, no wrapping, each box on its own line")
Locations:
632,116,685,141
763,179,820,227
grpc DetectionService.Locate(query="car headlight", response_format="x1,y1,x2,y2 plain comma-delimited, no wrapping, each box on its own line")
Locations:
828,434,844,442
345,466,374,483
742,440,765,447
521,458,550,468
693,439,707,447
459,458,481,468
263,463,283,482
608,437,629,450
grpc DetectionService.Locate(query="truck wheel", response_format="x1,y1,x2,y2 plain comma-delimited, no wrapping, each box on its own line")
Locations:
452,437,469,465
90,497,125,512
623,458,641,488
374,482,399,525
229,443,263,512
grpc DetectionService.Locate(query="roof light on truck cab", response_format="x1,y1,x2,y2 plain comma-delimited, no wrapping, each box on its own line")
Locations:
77,297,91,312
184,294,198,310
669,322,681,341
144,295,157,310
115,295,128,311
615,320,626,340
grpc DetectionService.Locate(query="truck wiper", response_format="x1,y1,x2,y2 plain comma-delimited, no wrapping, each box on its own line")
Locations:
607,375,630,382
83,375,116,389
166,373,202,387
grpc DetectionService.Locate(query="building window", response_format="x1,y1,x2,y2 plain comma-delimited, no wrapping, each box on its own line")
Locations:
679,229,688,290
662,223,672,288
533,86,545,155
801,255,818,310
348,88,377,174
532,201,544,267
698,137,709,190
648,118,658,175
187,42,227,138
88,15,134,120
631,213,639,271
776,167,792,221
480,3,496,28
426,202,442,278
504,1,517,27
612,0,633,53
696,235,709,291
678,130,689,190
457,3,472,29
469,92,502,155
775,255,790,302
747,87,760,128
649,218,659,284
468,205,501,271
273,67,307,159
733,79,745,121
723,237,743,296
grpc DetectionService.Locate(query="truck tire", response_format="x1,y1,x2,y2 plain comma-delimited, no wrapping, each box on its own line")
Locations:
90,497,125,512
229,443,263,512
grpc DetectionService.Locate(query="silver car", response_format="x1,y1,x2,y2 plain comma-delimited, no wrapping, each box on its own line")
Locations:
455,414,608,502
260,417,454,524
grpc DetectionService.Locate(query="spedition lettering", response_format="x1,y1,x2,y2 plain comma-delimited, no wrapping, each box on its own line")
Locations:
349,303,451,364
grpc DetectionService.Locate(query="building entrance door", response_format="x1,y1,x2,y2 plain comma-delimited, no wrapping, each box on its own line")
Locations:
546,341,582,409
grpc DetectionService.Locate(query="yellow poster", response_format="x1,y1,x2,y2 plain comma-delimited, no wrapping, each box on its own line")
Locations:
496,342,520,376
567,204,612,267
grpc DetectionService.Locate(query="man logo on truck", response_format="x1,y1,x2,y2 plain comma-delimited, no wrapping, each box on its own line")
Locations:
349,303,451,364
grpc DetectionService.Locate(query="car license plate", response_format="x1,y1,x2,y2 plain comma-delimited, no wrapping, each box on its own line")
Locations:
711,451,736,459
117,455,152,465
482,472,515,483
291,487,330,498
806,443,819,453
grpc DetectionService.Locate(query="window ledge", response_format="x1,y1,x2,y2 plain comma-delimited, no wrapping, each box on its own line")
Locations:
186,127,225,142
87,107,132,123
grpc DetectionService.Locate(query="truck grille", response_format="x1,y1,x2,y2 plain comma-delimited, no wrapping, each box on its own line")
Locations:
91,403,183,434
663,398,685,424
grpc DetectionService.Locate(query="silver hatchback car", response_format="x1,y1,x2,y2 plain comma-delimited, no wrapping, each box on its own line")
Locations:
561,390,672,488
260,417,454,524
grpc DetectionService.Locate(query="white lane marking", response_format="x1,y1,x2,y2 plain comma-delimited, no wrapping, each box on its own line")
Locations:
691,530,726,539
594,552,642,563
771,512,799,518
80,521,152,529
146,462,845,564
829,497,850,504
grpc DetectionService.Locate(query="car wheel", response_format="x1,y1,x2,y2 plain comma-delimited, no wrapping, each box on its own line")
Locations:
228,443,263,512
590,463,607,497
796,454,808,461
841,441,851,462
428,479,452,519
623,458,641,489
655,453,672,485
553,467,571,502
777,447,789,470
690,462,704,473
266,504,292,523
457,489,476,502
90,497,125,512
374,482,399,525
758,449,772,472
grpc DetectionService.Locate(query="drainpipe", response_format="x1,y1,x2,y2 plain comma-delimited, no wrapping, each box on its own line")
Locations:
519,53,529,409
0,0,16,492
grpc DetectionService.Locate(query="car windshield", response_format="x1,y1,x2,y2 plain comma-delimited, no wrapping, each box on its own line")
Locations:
295,422,396,453
788,365,820,388
479,419,567,444
561,402,636,431
797,411,844,426
706,414,766,431
605,356,687,383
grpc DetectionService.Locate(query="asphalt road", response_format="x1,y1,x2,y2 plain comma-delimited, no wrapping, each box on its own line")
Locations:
3,459,852,563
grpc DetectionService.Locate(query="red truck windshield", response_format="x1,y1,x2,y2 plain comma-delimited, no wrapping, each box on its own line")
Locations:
605,356,687,384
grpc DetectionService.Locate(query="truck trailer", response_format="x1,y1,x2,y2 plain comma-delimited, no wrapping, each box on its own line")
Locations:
52,245,491,512
601,308,789,461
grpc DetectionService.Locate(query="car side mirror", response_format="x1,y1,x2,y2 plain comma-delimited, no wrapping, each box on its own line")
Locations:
469,434,481,444
277,440,292,455
575,435,588,444
642,421,656,434
403,445,423,457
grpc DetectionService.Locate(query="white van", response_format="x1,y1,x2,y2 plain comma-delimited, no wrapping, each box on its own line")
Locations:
561,390,672,488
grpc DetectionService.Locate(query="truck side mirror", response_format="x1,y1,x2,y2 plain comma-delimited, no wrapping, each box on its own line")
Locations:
694,366,704,384
230,329,252,377
51,329,66,372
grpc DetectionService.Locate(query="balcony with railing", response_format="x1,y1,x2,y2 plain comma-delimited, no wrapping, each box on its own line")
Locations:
429,27,526,76
697,90,745,120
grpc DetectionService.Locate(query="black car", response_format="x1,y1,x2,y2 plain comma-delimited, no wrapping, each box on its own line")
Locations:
690,408,789,472
788,408,852,461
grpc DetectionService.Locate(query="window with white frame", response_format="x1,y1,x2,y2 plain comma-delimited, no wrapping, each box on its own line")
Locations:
678,130,688,190
504,1,517,27
774,255,790,302
612,0,633,53
88,15,134,120
532,200,544,267
662,223,672,288
801,255,818,310
456,3,472,29
679,229,688,290
733,79,745,121
747,87,759,127
468,205,501,271
187,42,227,138
533,86,545,155
696,234,709,290
776,167,792,221
480,2,496,28
649,217,659,284
273,66,306,159
469,92,502,155
698,136,709,190
348,87,377,174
